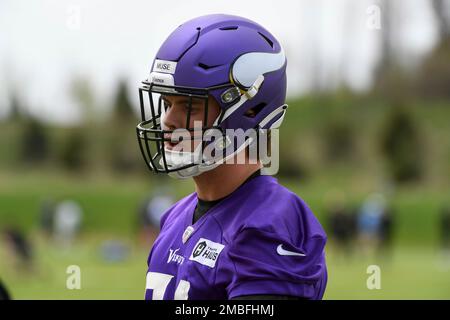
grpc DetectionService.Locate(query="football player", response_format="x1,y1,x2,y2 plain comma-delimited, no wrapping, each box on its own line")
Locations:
136,14,327,300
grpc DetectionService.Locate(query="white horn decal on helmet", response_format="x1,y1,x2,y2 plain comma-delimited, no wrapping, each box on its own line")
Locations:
231,48,286,88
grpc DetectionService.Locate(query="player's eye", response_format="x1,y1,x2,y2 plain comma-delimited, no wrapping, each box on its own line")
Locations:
163,100,171,111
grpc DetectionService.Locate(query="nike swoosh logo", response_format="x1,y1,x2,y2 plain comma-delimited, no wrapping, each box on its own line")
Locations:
276,244,306,257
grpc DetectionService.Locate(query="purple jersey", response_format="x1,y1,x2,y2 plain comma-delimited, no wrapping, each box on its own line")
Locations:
145,175,327,300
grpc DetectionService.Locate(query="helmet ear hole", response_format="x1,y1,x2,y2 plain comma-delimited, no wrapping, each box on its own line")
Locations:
244,103,266,118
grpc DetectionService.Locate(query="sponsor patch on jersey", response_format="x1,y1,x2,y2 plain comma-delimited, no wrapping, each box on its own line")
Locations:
189,238,224,268
153,59,177,74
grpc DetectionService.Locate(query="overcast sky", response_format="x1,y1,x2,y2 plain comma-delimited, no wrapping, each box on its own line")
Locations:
0,0,439,124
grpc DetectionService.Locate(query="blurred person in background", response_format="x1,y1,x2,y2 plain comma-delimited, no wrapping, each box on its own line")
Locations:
378,206,395,261
99,240,130,263
38,198,56,239
137,188,174,246
1,227,33,272
357,193,387,256
53,200,83,248
0,279,11,300
329,206,356,260
325,190,356,260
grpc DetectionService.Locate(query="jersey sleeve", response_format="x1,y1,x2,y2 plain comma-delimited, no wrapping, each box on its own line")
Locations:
216,190,328,300
220,226,327,299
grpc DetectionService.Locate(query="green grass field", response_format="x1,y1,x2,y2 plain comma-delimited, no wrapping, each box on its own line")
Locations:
2,95,450,298
1,236,449,299
1,171,449,299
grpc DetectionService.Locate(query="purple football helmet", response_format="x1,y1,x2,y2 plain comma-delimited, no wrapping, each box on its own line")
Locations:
137,14,287,179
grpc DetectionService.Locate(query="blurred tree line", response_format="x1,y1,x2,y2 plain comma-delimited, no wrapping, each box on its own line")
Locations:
0,79,143,176
0,0,449,188
278,0,450,186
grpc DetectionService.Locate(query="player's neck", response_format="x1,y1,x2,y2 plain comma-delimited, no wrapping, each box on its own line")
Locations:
193,162,262,201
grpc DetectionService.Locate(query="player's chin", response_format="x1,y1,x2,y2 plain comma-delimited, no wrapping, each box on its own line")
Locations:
164,141,196,152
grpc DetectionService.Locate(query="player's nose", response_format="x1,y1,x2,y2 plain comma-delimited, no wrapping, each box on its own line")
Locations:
162,105,184,130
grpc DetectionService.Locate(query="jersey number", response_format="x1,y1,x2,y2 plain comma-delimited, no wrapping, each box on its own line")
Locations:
146,272,190,300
